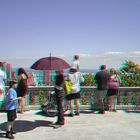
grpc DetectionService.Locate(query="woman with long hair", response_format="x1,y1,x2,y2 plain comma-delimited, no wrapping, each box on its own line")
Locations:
107,68,120,112
16,68,28,113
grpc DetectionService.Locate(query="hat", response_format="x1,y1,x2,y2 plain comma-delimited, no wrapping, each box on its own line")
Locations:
9,78,18,84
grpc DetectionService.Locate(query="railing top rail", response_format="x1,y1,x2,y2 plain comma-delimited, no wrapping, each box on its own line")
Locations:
5,85,140,90
27,86,140,90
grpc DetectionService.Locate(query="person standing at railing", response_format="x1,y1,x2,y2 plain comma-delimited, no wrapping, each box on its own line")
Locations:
53,70,65,129
107,68,120,112
66,67,84,117
16,68,28,114
94,65,109,114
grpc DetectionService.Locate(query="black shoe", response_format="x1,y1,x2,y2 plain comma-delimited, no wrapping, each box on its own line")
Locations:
75,112,80,116
68,113,74,117
11,128,16,134
53,121,65,125
98,110,105,114
53,124,62,129
59,121,65,125
6,131,15,139
53,121,59,125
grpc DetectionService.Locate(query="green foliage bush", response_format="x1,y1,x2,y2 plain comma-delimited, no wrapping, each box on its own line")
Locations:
81,60,140,87
39,90,45,105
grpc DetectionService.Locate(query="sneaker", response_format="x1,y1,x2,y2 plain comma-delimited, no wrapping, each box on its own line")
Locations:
113,109,117,112
75,112,80,116
92,110,96,114
11,129,16,134
98,110,105,114
18,110,23,114
6,131,15,139
53,121,65,125
53,124,62,129
59,121,65,125
68,113,74,117
53,121,59,125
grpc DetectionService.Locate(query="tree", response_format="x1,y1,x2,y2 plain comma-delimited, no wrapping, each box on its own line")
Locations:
119,60,140,87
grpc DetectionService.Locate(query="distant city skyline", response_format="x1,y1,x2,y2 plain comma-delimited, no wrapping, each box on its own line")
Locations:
0,0,140,69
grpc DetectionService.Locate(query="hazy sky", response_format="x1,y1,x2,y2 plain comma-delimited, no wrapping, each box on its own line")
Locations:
0,0,140,69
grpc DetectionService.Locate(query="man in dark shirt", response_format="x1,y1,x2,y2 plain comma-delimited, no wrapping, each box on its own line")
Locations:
53,70,65,128
94,65,109,114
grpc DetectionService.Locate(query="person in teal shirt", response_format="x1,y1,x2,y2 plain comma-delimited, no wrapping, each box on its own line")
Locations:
0,62,7,103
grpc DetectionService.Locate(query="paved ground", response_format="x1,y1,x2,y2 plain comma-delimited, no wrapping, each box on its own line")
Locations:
0,110,140,140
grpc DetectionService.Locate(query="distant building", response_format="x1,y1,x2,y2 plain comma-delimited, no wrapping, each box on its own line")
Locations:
44,71,51,85
1,62,12,79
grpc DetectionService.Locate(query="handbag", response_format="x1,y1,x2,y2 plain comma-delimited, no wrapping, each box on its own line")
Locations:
64,80,72,95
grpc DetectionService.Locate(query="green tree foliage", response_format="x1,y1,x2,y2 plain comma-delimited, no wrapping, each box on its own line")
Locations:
39,90,45,105
119,60,140,87
81,73,96,86
81,60,140,87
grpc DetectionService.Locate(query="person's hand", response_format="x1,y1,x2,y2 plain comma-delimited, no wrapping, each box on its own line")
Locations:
18,97,22,100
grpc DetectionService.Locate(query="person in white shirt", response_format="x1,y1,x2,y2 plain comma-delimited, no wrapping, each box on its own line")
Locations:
66,68,84,117
71,55,80,71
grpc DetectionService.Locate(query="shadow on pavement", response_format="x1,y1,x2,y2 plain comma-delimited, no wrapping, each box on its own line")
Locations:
79,110,94,114
125,110,140,113
35,111,56,118
35,111,48,117
0,119,53,137
0,132,5,138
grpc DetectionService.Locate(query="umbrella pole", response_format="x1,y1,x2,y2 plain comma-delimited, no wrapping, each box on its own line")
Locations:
50,53,52,85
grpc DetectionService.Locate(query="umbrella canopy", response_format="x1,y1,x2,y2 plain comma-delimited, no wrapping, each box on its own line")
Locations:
31,56,71,71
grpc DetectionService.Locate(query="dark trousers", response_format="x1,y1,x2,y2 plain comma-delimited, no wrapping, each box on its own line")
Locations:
55,91,65,124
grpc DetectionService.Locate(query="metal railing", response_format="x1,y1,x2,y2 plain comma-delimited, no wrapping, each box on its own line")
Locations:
0,86,140,111
22,86,140,110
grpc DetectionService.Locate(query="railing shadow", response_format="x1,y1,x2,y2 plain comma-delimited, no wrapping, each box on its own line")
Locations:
125,110,140,113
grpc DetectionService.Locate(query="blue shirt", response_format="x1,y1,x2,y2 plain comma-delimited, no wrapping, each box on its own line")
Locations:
5,88,18,110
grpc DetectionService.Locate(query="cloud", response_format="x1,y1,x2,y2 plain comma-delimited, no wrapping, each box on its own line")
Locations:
73,51,140,69
79,54,92,57
129,51,140,55
104,51,125,55
1,51,140,69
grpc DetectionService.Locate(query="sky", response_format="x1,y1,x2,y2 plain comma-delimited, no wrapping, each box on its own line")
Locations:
0,0,140,69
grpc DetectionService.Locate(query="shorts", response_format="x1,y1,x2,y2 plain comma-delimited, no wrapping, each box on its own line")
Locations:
107,89,118,96
94,90,107,103
65,92,81,100
7,109,17,122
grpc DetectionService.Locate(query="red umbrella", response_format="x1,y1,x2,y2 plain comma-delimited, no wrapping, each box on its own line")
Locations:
30,56,71,71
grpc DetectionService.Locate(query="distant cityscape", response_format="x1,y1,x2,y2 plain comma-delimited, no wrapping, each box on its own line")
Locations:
11,67,98,86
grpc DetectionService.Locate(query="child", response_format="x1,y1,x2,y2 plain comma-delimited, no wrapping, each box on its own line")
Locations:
71,55,80,71
5,79,22,139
